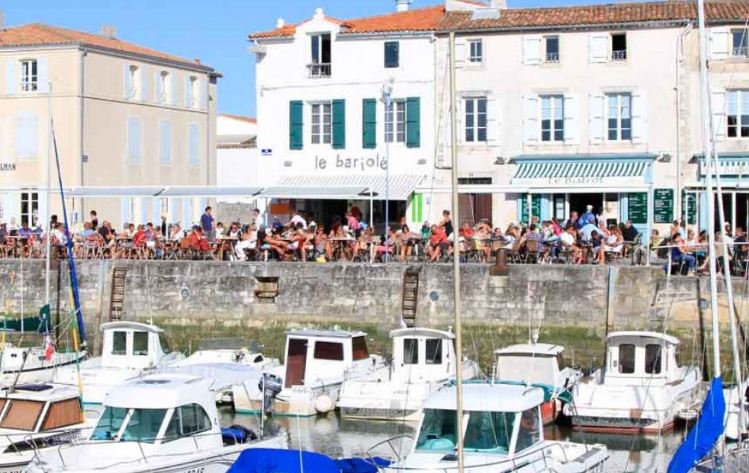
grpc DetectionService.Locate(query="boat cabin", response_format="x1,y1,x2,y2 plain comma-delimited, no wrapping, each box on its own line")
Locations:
0,384,83,434
494,343,568,387
283,329,371,388
390,328,455,383
100,321,171,370
414,384,544,458
604,331,681,385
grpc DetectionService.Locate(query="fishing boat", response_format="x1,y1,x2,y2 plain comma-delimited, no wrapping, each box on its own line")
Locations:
232,328,386,416
53,321,184,404
0,383,92,473
26,373,286,473
564,331,701,433
0,342,85,387
493,341,581,425
379,383,608,472
337,327,480,421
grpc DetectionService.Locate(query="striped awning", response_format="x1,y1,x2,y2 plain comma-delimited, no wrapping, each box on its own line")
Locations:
512,155,654,188
697,153,749,177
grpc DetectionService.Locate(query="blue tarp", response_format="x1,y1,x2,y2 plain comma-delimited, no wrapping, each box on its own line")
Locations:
228,448,390,473
667,376,726,473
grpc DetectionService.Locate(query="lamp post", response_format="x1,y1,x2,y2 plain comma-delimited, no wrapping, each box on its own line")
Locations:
382,80,394,261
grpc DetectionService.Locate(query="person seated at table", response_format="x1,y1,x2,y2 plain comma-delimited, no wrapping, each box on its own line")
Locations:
354,227,372,260
398,225,417,262
287,225,310,262
670,233,696,275
169,223,183,242
420,221,432,239
622,220,639,243
0,223,7,245
215,222,226,239
558,224,582,263
228,222,243,239
427,225,449,262
145,223,163,258
132,225,147,247
234,225,257,261
182,225,209,253
19,221,34,239
376,227,397,260
98,221,115,245
598,225,624,264
346,211,361,238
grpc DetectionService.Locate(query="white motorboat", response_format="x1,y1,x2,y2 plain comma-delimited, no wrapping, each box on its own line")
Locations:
564,331,701,433
724,382,749,441
0,383,93,473
379,383,608,472
53,321,184,404
493,342,582,425
337,327,480,421
232,328,386,416
0,342,85,387
175,338,279,370
26,373,286,473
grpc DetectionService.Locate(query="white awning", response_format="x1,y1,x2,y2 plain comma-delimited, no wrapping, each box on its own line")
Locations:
262,174,424,201
42,186,264,198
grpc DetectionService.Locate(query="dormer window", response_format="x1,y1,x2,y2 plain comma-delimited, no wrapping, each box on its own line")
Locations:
309,33,331,77
20,59,38,92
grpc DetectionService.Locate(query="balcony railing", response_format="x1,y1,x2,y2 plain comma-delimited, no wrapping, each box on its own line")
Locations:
307,63,331,78
611,49,627,61
545,52,560,63
732,47,749,58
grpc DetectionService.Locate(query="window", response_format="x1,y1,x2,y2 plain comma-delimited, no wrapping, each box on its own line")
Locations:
415,409,458,452
645,344,662,374
120,409,167,443
384,41,399,68
0,400,44,431
188,123,200,166
163,404,212,441
20,192,38,227
403,338,419,365
425,339,443,365
352,336,369,361
91,407,128,441
515,408,541,451
42,399,83,431
611,33,627,61
555,352,567,371
112,331,127,355
606,93,632,141
385,99,406,143
465,97,487,143
159,333,172,354
618,344,635,374
464,410,515,454
540,95,564,142
311,102,332,145
732,29,748,58
20,59,38,92
133,332,149,356
727,90,749,138
309,33,332,77
544,36,560,63
314,341,344,361
127,117,142,163
468,39,483,64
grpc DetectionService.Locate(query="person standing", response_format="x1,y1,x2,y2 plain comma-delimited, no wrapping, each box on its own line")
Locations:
201,206,215,240
578,205,596,229
252,208,264,230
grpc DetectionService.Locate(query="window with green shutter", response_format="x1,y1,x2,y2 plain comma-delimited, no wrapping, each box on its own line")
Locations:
406,97,420,148
289,100,304,150
332,99,346,149
362,99,377,149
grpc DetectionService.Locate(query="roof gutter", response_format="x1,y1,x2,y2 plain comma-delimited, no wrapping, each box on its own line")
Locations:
437,18,695,35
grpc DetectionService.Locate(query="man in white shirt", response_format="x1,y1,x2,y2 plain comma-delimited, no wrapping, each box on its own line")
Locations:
252,208,264,230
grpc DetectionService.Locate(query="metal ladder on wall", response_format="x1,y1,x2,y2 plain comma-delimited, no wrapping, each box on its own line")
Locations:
401,269,420,328
110,267,127,321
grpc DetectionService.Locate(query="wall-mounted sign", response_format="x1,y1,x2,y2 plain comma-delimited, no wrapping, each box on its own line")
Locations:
628,192,648,224
314,154,388,172
653,188,674,224
0,163,16,172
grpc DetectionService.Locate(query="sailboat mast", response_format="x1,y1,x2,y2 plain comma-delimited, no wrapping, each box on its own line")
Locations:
44,82,52,308
448,31,465,472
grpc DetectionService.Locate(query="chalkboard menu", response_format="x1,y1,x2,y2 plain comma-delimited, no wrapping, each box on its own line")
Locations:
628,193,648,224
519,194,542,223
683,192,697,225
653,189,674,224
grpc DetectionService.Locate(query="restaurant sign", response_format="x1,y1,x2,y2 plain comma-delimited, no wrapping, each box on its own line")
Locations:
314,154,388,172
0,163,16,172
700,159,749,177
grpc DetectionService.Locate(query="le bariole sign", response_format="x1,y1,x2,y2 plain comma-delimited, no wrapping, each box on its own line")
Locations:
314,154,388,172
0,163,16,172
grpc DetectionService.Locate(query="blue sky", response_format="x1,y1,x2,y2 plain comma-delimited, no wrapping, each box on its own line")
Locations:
3,0,643,117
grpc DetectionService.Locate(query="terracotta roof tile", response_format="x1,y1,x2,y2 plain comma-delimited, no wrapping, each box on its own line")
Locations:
0,23,212,70
437,1,749,31
220,113,257,124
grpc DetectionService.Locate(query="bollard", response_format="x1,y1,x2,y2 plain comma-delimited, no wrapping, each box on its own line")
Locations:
490,248,509,276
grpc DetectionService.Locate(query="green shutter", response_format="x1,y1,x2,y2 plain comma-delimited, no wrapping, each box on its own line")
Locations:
289,100,303,150
406,97,420,148
362,99,377,149
332,99,346,150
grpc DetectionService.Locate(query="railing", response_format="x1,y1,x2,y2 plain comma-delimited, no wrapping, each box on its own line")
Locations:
307,63,331,78
545,52,560,63
611,49,627,61
366,434,413,465
732,46,749,57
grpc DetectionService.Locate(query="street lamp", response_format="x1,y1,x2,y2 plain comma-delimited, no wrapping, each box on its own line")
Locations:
382,79,394,260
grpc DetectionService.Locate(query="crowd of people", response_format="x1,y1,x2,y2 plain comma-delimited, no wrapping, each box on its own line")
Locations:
0,203,650,266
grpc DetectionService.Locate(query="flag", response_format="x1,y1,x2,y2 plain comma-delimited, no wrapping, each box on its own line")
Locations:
43,334,56,361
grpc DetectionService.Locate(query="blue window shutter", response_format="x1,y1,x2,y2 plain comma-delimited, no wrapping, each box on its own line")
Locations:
127,117,142,163
6,60,16,95
160,121,171,164
37,58,49,93
362,99,377,149
170,74,178,106
188,123,199,166
406,97,421,148
289,101,304,150
332,99,346,149
123,64,131,99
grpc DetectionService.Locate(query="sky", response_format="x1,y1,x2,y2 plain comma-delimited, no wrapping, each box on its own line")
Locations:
2,0,646,117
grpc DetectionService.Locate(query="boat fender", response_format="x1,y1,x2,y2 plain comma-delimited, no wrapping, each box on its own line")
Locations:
315,394,335,414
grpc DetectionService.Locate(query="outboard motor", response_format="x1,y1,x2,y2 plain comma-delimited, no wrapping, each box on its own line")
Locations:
259,373,283,414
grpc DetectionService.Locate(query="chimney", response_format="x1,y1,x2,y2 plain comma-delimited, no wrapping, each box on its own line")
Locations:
490,0,507,9
396,0,412,12
276,18,285,29
100,25,117,39
313,7,325,20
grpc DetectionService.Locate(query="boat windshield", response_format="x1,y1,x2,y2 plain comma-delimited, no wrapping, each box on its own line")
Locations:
91,407,167,444
496,354,556,385
416,409,517,455
416,409,457,452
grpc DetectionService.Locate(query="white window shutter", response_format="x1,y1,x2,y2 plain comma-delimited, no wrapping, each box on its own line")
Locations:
155,71,162,102
37,58,49,93
170,74,178,106
127,117,142,163
486,97,500,146
188,123,199,166
588,93,605,144
710,27,730,60
631,91,648,143
563,94,579,144
140,67,149,102
454,38,466,67
456,98,464,144
123,64,131,99
15,113,38,158
199,78,207,110
184,76,191,107
711,90,727,141
588,33,609,63
6,60,16,95
523,95,539,145
522,36,542,65
160,121,171,164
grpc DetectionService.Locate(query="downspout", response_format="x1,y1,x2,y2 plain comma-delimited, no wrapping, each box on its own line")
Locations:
675,22,693,222
79,48,87,219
